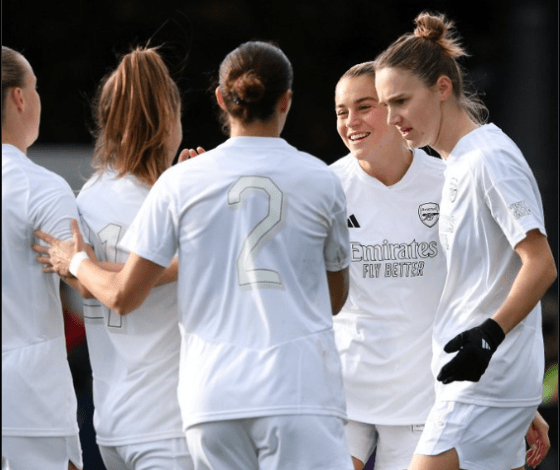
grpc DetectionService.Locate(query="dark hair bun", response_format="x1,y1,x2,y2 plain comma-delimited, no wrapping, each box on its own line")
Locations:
231,71,265,105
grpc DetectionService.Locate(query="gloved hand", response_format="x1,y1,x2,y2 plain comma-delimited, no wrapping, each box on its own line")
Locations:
437,318,505,384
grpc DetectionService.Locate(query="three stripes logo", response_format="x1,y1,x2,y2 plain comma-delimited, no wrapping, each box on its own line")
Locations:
481,339,491,350
347,214,360,228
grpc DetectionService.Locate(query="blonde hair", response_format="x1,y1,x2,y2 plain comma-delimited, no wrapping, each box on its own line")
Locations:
2,46,27,123
375,12,488,124
91,45,181,186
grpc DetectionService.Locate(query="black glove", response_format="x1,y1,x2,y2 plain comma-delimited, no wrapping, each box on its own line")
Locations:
437,318,505,384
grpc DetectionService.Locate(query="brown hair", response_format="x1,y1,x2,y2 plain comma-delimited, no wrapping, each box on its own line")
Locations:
374,12,488,123
339,61,376,82
2,46,27,123
91,45,181,186
217,41,293,134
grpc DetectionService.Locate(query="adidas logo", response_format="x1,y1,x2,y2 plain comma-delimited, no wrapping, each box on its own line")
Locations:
347,214,360,228
481,339,491,350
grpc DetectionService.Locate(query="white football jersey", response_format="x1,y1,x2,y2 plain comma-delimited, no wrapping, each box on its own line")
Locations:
121,136,351,428
2,144,80,437
77,169,184,445
330,149,446,424
435,123,546,407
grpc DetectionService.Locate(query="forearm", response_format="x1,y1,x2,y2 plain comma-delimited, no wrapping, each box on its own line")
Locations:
74,253,165,315
74,258,131,312
327,267,349,315
59,261,122,299
60,275,95,299
153,258,178,286
493,235,557,334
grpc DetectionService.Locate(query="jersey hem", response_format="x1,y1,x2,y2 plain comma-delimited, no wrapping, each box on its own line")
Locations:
435,395,542,408
183,406,347,429
1,428,79,437
95,430,186,446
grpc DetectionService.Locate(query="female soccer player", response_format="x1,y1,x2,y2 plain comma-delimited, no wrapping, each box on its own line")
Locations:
331,61,446,470
374,11,557,470
42,46,193,470
39,40,354,470
332,60,551,470
2,46,82,470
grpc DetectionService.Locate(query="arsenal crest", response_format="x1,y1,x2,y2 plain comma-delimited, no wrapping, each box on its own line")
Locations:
418,202,440,228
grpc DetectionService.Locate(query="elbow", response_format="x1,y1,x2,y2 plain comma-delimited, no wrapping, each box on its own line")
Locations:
545,259,558,290
111,288,147,316
110,291,137,316
81,289,95,300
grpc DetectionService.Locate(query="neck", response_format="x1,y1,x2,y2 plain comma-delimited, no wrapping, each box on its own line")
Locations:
228,115,284,138
357,140,413,186
433,106,479,159
2,127,28,154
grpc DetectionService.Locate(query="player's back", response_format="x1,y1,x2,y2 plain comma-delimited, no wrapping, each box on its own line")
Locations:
124,136,351,427
2,143,79,436
77,169,183,444
168,136,348,348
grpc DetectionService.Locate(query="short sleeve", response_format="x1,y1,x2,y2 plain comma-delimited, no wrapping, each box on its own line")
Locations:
481,148,546,248
323,175,351,271
119,171,179,268
29,172,79,242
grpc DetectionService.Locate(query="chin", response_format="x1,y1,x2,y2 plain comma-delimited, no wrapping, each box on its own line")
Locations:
406,137,426,149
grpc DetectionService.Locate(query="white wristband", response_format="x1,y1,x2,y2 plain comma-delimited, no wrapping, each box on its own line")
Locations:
69,251,88,277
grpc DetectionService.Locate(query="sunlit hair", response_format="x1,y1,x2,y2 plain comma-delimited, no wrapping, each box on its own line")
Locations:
374,11,488,124
91,45,181,186
2,46,27,124
216,41,293,134
339,61,376,82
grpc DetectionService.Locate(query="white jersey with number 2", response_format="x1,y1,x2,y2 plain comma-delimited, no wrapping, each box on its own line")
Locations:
121,136,351,429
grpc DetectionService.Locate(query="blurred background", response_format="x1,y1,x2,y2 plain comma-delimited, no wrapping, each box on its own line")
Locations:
3,0,557,469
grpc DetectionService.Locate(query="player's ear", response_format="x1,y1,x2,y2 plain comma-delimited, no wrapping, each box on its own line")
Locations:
10,87,25,113
436,76,453,101
215,87,227,111
278,90,292,114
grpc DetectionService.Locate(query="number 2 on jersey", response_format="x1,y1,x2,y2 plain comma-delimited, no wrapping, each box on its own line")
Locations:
228,176,284,288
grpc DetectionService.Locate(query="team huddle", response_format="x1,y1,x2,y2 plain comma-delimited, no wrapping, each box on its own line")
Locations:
2,11,556,470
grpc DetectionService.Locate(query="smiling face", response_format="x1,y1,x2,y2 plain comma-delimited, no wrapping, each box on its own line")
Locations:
375,66,442,150
335,74,399,160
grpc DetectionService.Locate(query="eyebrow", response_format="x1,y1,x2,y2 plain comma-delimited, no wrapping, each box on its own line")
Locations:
336,96,377,108
382,94,407,105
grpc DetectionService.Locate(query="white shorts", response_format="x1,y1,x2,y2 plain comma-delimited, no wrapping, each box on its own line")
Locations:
1,435,82,470
414,400,537,470
345,419,424,470
186,415,353,470
98,437,193,470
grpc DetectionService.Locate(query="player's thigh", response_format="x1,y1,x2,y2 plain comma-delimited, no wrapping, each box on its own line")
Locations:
2,435,82,470
375,424,424,470
344,419,378,467
414,400,535,470
251,414,354,470
100,437,193,470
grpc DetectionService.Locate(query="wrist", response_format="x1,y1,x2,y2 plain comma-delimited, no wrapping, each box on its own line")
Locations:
69,251,88,277
481,318,506,350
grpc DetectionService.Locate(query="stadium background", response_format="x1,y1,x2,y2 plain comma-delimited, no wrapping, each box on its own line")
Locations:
3,0,558,469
